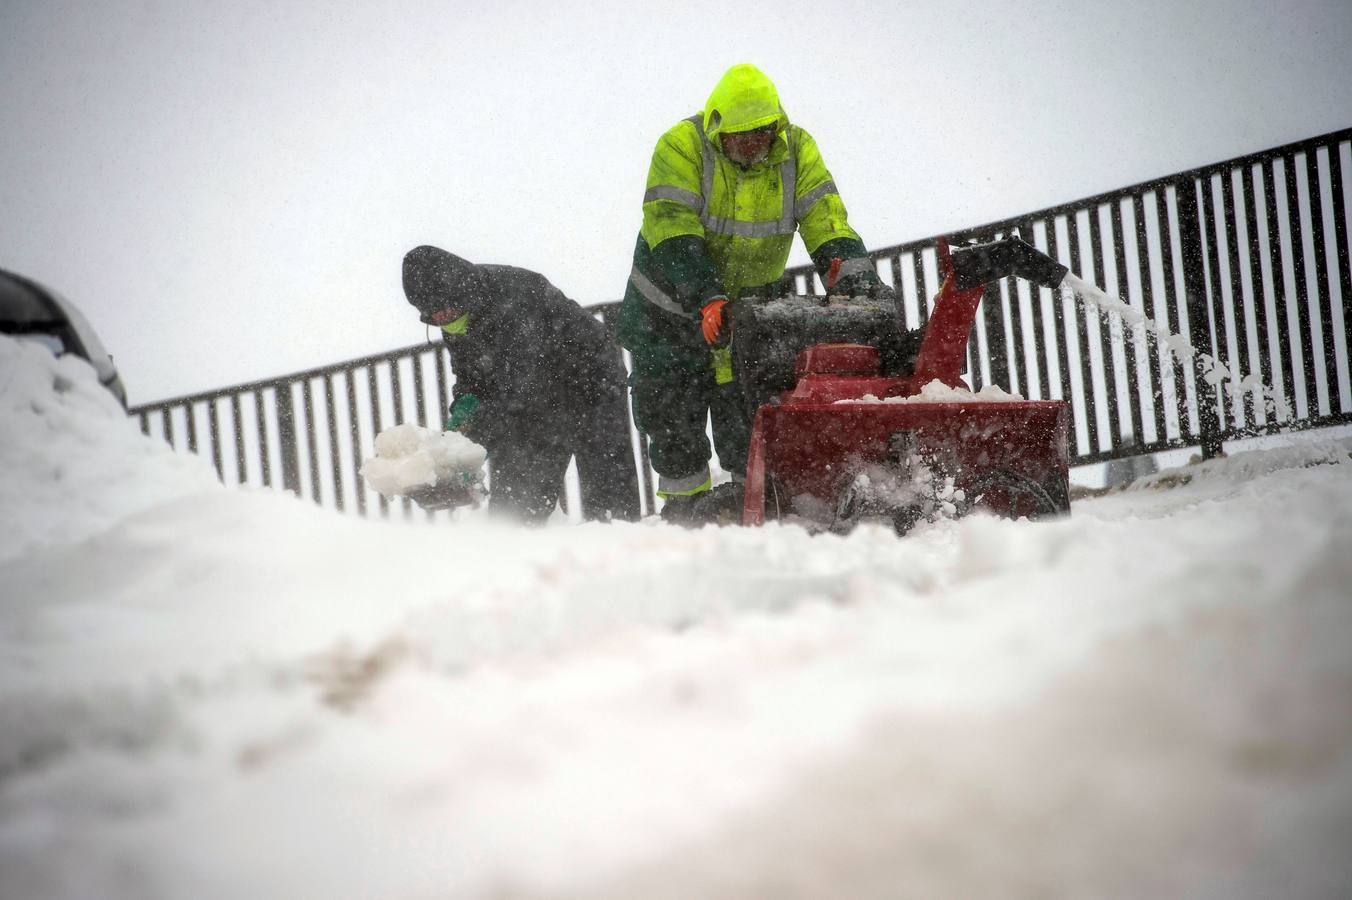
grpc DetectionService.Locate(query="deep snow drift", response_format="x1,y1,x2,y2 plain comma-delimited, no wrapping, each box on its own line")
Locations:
2,332,1351,899
0,337,221,566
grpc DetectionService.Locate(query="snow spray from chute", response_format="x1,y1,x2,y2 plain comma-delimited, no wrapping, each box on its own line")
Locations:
1058,271,1282,419
945,233,1282,419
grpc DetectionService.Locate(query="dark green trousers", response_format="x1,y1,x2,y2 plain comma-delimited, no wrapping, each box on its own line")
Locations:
630,348,750,481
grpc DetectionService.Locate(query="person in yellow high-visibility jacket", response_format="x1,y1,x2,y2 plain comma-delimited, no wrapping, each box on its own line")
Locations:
615,63,894,523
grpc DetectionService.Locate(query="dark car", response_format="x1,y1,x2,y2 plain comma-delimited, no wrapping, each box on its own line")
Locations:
0,268,127,408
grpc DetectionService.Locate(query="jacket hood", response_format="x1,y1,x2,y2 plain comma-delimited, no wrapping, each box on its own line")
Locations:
702,64,790,143
402,245,491,316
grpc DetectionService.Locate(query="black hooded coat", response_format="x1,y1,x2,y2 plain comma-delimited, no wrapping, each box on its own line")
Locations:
402,246,640,522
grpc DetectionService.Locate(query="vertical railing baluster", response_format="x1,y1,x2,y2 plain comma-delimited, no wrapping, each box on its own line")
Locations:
1201,174,1233,431
1243,164,1277,416
1177,178,1224,458
965,248,978,387
1133,193,1167,445
208,399,223,481
1022,220,1050,400
255,390,272,487
1111,200,1146,443
1265,159,1299,419
1157,187,1189,438
1330,141,1352,413
888,253,906,327
326,373,344,512
1065,212,1099,455
1221,168,1257,427
434,345,449,427
1007,223,1032,396
275,382,300,496
346,369,365,516
367,365,387,517
302,378,320,504
1307,148,1339,414
184,401,199,454
232,394,247,485
1088,206,1120,452
979,278,1004,391
913,247,930,328
1284,152,1318,416
1044,218,1073,407
390,356,404,425
413,350,428,427
390,357,412,518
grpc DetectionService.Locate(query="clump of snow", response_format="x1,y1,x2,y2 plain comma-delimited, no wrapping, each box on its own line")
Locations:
838,379,1025,404
359,422,486,497
0,334,222,564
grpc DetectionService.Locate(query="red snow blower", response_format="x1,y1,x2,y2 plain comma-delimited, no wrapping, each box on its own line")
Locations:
734,235,1072,533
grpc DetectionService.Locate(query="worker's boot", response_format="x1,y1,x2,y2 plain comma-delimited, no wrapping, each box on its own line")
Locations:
689,482,744,526
658,492,701,526
659,479,744,527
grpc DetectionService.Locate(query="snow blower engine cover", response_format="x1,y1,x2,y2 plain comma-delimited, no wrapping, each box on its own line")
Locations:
730,294,921,413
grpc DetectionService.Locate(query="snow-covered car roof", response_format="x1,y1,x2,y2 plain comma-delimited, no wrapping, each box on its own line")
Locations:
0,268,127,408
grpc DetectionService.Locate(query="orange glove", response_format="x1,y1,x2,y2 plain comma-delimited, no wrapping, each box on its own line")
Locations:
700,297,731,346
826,257,843,291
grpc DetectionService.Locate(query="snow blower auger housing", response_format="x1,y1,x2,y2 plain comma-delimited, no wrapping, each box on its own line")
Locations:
737,235,1072,533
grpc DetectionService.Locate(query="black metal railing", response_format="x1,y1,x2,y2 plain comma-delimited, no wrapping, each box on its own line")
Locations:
132,127,1351,515
778,127,1350,464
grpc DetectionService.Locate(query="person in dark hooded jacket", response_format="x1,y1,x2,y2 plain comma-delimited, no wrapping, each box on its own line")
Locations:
401,245,641,523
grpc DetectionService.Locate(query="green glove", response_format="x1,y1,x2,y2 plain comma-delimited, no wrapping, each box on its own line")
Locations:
445,394,480,431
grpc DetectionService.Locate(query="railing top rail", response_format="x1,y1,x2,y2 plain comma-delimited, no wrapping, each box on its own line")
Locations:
130,340,442,412
807,126,1352,266
129,306,620,413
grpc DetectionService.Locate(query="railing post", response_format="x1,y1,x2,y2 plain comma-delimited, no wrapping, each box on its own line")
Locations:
275,383,302,496
1175,177,1224,459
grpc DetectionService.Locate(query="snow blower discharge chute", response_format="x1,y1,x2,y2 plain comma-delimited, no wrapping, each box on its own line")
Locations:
733,235,1073,533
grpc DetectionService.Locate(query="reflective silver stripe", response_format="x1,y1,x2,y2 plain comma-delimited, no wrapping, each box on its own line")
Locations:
688,114,715,220
794,179,837,219
778,150,797,233
686,114,719,222
657,467,711,496
836,257,876,278
702,215,796,238
685,114,799,239
644,185,703,211
629,266,686,316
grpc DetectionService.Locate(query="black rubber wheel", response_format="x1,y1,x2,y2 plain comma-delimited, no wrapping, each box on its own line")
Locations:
963,469,1068,520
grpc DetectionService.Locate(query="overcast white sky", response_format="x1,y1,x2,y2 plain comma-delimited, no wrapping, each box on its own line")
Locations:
2,0,1350,404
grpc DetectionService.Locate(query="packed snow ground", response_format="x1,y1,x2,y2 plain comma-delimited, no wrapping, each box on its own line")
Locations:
2,332,1351,899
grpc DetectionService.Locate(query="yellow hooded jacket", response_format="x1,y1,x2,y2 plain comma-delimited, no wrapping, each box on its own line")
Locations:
617,64,871,356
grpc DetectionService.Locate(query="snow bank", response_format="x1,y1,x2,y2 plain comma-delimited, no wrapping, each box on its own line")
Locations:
0,334,221,565
2,328,1350,899
359,422,486,497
